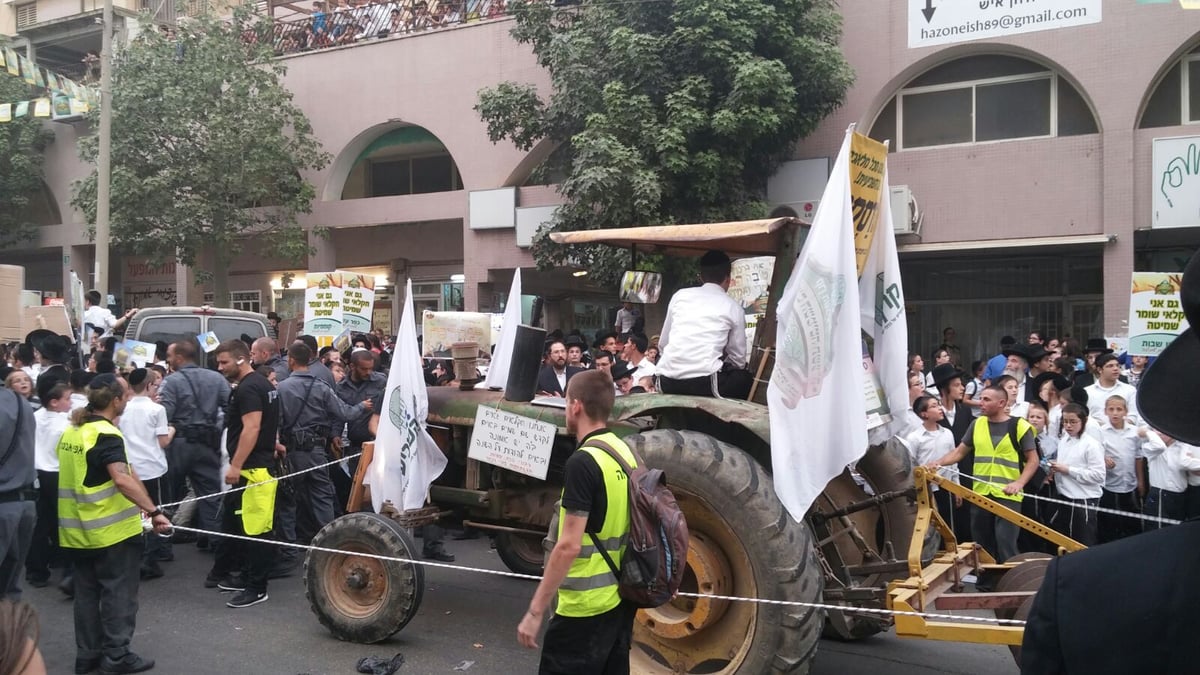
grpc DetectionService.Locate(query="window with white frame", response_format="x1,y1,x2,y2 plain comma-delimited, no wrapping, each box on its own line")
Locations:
1139,44,1200,129
869,55,1098,151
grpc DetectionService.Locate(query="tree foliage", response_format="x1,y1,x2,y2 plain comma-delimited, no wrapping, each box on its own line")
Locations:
72,7,330,306
0,71,54,249
476,0,852,285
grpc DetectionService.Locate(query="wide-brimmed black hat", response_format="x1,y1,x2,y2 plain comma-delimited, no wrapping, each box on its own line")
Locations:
1029,371,1072,402
1083,338,1113,355
610,360,635,381
1002,343,1030,361
37,334,70,364
24,329,57,354
1139,252,1200,444
930,363,965,388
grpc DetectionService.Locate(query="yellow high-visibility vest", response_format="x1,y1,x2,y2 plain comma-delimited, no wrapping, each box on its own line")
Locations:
555,432,633,618
57,419,142,550
972,418,1033,503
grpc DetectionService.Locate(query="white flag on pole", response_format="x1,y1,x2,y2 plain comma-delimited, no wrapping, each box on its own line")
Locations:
367,278,448,513
769,131,869,522
484,268,522,390
859,161,910,445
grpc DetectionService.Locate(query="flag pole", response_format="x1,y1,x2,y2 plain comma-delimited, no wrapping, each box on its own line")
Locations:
93,0,113,300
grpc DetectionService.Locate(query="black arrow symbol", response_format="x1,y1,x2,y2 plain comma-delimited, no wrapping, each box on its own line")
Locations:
921,0,936,22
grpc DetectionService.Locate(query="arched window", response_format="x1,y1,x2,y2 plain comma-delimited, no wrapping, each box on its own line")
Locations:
1139,44,1200,129
869,55,1098,151
341,126,462,199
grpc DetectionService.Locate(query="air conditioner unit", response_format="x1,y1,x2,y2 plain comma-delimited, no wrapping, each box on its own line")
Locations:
769,200,819,223
890,185,922,236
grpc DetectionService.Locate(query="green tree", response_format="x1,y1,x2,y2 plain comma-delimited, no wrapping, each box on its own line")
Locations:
477,0,852,285
0,71,54,249
72,7,329,307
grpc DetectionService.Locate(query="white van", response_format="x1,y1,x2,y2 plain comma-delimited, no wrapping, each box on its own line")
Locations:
123,306,270,346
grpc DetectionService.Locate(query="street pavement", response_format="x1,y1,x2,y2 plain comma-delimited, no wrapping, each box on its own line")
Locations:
23,536,1017,674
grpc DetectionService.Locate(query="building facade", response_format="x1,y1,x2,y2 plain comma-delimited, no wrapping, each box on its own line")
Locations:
2,0,1199,353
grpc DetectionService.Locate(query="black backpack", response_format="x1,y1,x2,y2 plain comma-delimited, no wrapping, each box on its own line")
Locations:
1006,417,1047,494
584,438,689,609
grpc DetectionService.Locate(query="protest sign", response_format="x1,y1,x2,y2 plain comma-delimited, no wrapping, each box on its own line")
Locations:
304,272,344,347
1127,272,1190,356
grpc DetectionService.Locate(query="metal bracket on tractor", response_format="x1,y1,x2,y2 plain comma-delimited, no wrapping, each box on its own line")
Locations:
887,467,1086,649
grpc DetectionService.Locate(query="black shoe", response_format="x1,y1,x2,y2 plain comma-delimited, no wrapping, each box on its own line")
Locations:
195,535,210,551
205,572,243,589
140,564,164,580
423,547,455,563
75,657,100,674
59,575,74,598
99,652,155,674
226,590,268,608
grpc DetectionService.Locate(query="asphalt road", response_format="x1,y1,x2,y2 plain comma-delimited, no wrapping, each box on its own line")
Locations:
23,536,1017,675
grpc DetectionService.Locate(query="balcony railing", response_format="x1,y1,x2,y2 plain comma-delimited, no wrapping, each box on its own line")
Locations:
250,0,508,56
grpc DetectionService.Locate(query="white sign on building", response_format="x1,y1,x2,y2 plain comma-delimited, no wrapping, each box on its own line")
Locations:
1152,135,1200,230
908,0,1101,49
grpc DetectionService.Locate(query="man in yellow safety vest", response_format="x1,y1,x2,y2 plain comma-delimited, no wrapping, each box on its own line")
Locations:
517,369,637,674
58,374,171,675
927,384,1040,581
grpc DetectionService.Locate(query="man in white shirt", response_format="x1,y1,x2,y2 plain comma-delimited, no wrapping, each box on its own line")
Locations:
657,250,750,399
613,301,640,335
1085,353,1140,425
82,290,135,339
621,334,656,392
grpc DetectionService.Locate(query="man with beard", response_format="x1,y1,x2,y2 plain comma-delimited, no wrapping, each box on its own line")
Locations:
537,340,584,398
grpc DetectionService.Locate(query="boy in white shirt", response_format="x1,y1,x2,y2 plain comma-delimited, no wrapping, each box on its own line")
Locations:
904,395,957,557
25,382,72,588
1097,395,1145,543
118,369,175,580
963,360,985,418
1140,428,1200,529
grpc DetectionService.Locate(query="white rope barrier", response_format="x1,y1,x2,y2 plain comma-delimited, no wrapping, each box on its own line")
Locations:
947,467,1182,526
157,451,363,510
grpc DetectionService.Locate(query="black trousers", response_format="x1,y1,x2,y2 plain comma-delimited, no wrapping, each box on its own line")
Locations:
71,537,142,662
539,602,636,675
1098,489,1140,543
140,477,168,565
0,501,35,601
1185,485,1200,520
658,369,752,400
165,439,222,531
1143,486,1187,531
1048,496,1099,546
276,445,338,559
26,470,60,582
210,476,277,594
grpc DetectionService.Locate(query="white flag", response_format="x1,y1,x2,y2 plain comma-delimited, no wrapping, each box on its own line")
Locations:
484,268,522,390
769,131,868,522
859,162,910,445
368,279,448,513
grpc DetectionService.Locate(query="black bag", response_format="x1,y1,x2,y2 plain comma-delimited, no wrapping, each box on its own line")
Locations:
584,438,689,609
1007,417,1047,494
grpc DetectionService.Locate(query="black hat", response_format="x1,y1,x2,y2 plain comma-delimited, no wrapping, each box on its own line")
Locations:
1139,252,1200,444
930,363,965,388
38,334,69,364
1030,371,1071,395
564,335,586,348
1083,338,1113,355
610,359,635,381
1025,344,1050,363
24,329,56,354
127,368,149,387
1001,343,1030,361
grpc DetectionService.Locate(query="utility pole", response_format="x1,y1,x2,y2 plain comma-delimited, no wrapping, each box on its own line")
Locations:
93,0,114,301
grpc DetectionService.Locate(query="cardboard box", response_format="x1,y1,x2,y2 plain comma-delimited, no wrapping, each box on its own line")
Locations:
0,265,25,342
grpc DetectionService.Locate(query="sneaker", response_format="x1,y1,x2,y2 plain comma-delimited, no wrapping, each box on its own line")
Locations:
98,652,155,674
204,572,242,589
226,590,268,608
74,657,100,674
423,547,455,563
216,580,246,592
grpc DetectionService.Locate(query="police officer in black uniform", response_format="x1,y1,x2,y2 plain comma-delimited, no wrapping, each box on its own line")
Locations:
0,382,36,601
159,339,231,543
273,342,372,574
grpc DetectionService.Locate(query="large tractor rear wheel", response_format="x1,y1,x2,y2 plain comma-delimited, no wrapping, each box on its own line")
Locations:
627,430,824,674
305,512,425,643
494,532,545,577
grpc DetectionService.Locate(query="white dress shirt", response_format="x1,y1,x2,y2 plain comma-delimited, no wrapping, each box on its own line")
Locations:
83,305,118,338
1085,380,1140,426
118,396,170,481
657,283,747,379
1053,434,1105,500
1142,432,1200,493
34,408,70,472
630,357,656,387
1099,422,1143,493
1181,441,1200,487
902,424,956,489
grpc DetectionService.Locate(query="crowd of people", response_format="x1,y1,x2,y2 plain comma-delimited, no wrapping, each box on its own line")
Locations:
904,328,1197,570
245,0,509,56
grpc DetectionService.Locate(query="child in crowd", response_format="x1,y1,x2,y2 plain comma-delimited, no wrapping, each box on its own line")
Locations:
25,382,73,588
994,374,1029,420
903,395,956,558
964,360,985,418
1097,395,1145,543
1139,427,1200,530
1047,403,1105,546
118,369,175,580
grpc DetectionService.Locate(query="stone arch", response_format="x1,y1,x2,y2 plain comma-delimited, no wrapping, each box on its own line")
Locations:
860,43,1103,143
1135,31,1200,129
322,122,465,201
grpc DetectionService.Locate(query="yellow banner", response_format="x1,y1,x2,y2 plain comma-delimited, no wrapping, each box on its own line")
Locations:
849,131,888,277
